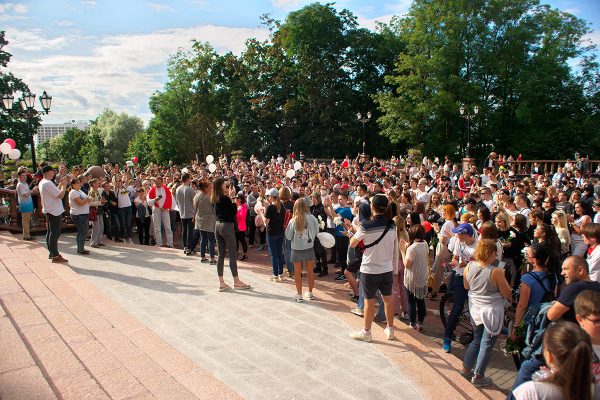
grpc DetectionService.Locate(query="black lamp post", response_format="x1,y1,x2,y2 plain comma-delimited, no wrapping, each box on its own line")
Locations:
356,111,371,156
459,105,479,157
21,91,52,169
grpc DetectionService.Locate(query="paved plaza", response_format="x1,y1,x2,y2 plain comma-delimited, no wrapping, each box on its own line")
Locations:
0,231,510,399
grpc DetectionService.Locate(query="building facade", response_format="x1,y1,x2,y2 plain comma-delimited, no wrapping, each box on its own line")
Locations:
35,120,90,146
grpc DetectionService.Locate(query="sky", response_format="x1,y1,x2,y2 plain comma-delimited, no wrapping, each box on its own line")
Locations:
2,0,599,126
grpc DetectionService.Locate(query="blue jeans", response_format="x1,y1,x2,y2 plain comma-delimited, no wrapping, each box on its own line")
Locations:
71,213,89,253
117,206,132,239
463,324,498,376
267,234,285,276
200,230,215,258
283,238,294,273
444,272,469,340
507,357,545,399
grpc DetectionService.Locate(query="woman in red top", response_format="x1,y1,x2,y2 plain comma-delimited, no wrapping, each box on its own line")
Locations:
236,193,249,261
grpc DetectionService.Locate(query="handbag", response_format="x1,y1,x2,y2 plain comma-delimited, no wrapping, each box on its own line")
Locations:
89,206,97,222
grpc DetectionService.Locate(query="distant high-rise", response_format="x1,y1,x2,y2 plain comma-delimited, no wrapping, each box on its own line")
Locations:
35,120,90,146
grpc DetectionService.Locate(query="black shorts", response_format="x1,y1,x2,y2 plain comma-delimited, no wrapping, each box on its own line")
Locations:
360,271,393,299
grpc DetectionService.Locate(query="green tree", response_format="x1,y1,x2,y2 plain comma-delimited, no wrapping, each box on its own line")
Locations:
46,128,88,167
376,0,599,159
89,109,144,164
0,31,41,160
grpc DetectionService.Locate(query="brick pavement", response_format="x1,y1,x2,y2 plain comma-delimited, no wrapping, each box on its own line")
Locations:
0,231,513,399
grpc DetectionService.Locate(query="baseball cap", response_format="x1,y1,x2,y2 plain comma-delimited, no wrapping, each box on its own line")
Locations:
267,188,278,197
451,223,474,236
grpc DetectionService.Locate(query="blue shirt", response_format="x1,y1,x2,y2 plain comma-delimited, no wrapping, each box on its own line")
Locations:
521,271,552,306
335,206,353,237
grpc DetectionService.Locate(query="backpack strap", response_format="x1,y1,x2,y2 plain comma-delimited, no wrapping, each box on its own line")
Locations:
362,221,393,250
525,272,554,299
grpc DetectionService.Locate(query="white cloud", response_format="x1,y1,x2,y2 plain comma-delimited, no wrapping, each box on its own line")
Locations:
146,3,175,12
271,0,312,11
383,0,413,15
0,2,28,21
4,27,70,51
5,25,269,124
357,14,396,31
81,0,97,8
583,31,600,49
53,20,76,27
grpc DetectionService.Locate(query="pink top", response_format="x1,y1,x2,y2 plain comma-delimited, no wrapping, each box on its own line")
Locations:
237,203,248,232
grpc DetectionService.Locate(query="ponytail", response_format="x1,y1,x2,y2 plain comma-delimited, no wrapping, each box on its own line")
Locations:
544,321,593,400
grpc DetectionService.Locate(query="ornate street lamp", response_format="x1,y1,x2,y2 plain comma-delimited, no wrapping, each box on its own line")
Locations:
459,105,478,157
1,93,14,110
20,91,52,169
356,111,371,156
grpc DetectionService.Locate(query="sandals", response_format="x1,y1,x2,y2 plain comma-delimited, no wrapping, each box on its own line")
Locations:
219,284,231,292
234,283,251,290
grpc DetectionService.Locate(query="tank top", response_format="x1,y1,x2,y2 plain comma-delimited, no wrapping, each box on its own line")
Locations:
466,263,501,299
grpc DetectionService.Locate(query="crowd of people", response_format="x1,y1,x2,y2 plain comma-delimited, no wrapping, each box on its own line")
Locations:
5,150,600,398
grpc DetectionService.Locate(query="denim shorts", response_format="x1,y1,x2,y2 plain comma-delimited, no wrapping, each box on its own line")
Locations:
360,271,393,299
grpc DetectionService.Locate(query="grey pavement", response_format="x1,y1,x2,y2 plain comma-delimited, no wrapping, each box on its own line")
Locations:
58,234,424,400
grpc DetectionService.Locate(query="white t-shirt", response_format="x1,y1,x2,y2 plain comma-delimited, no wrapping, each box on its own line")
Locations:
588,245,600,283
450,239,478,276
116,187,132,208
69,189,89,215
39,178,65,216
439,220,455,244
16,181,31,204
512,381,563,400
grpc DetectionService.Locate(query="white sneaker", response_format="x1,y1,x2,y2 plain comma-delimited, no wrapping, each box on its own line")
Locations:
349,329,372,342
269,275,278,281
276,275,283,282
304,291,315,300
294,294,303,303
384,327,395,340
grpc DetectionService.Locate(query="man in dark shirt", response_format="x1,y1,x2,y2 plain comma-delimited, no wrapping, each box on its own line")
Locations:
548,255,600,323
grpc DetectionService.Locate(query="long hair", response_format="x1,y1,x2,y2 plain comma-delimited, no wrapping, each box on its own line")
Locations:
293,199,309,233
394,215,409,243
552,210,568,230
543,321,593,400
211,177,225,204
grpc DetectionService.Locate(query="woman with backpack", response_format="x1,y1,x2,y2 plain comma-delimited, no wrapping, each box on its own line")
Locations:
285,199,319,302
511,243,555,342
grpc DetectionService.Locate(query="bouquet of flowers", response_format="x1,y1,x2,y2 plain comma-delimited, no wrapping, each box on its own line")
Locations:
317,215,325,230
333,216,342,226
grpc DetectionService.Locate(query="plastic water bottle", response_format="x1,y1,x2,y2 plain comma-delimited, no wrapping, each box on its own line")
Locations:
532,368,553,382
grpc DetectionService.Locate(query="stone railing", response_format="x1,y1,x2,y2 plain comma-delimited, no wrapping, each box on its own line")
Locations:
0,187,73,234
513,160,600,176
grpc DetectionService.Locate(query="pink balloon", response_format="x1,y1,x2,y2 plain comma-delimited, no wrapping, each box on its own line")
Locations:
3,139,16,149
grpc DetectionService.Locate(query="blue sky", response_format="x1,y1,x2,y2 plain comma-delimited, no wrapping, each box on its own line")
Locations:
2,0,599,125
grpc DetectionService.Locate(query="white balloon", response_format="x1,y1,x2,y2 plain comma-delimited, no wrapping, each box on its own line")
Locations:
286,169,295,179
8,148,21,160
293,161,302,171
206,155,214,164
125,160,134,167
317,232,335,249
181,167,189,174
208,163,217,173
0,143,11,155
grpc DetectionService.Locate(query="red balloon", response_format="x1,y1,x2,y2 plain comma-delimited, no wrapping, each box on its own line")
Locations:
132,156,139,163
3,139,16,149
421,221,432,233
341,159,349,168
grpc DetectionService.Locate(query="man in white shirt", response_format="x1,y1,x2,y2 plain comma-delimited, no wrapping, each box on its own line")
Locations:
39,165,68,263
